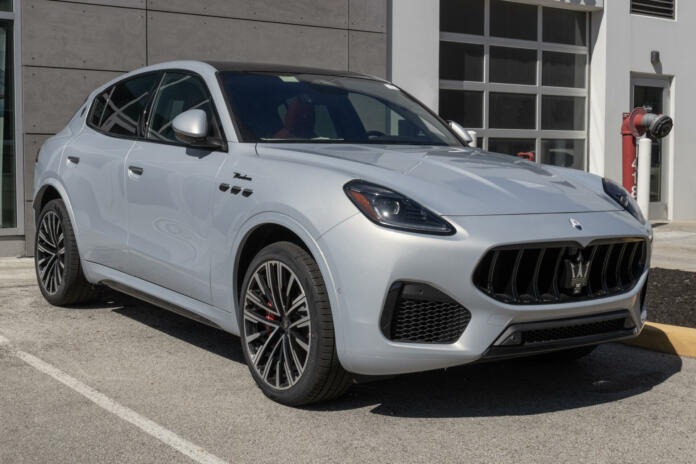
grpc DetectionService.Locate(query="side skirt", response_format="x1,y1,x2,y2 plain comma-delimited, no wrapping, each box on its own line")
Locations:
101,279,222,330
81,260,239,335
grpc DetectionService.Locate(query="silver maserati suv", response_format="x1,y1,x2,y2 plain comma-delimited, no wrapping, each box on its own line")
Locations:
33,61,651,405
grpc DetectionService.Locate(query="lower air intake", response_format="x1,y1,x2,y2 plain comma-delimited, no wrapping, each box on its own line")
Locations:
381,282,471,344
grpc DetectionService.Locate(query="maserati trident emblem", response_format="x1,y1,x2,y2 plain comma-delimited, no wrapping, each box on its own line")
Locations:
569,217,583,230
563,254,592,295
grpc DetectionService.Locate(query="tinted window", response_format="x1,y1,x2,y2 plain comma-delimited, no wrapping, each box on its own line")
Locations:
220,72,461,146
98,73,159,136
542,7,586,45
489,46,536,85
147,73,221,143
541,139,584,169
490,0,537,41
542,52,586,88
439,89,483,128
440,0,484,35
89,89,110,128
489,93,536,129
488,138,535,157
439,42,484,81
541,95,585,130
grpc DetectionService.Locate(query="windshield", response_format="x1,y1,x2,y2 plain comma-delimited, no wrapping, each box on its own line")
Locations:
220,71,462,146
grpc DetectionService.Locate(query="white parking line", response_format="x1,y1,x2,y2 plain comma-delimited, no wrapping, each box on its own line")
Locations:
0,334,228,464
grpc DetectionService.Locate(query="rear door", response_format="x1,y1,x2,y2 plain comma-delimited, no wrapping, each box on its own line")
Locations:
61,72,160,271
125,71,228,303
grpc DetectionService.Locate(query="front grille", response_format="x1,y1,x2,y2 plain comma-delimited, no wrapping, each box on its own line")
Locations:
521,317,626,344
381,282,471,344
473,238,647,305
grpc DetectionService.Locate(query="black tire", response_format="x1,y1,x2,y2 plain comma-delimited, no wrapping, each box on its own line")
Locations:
35,199,99,306
538,345,597,362
239,241,351,406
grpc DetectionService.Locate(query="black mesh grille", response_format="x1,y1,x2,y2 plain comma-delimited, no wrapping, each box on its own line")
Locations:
381,283,471,344
521,317,626,344
473,238,647,305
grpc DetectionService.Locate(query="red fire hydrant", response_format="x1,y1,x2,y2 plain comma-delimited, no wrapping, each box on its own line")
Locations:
621,107,673,199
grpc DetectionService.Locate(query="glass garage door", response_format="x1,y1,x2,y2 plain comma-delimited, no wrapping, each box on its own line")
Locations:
438,0,589,170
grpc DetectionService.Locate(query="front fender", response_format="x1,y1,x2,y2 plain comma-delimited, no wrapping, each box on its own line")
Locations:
210,211,348,359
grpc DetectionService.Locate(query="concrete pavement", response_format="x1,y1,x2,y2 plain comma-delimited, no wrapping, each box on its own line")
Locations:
1,257,696,463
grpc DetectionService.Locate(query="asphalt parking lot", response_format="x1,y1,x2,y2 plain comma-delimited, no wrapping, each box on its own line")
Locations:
1,257,696,463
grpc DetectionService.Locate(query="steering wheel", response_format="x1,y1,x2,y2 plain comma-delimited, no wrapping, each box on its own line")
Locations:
365,130,386,138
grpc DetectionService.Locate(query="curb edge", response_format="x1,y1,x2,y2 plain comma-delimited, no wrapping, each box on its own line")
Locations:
622,321,696,358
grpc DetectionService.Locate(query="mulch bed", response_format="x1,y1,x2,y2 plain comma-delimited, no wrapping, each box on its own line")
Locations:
647,267,696,328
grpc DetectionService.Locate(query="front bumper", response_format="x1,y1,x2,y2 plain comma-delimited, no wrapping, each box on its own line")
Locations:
319,210,651,376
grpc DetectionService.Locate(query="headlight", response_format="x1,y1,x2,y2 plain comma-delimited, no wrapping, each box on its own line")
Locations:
344,180,455,235
602,178,646,224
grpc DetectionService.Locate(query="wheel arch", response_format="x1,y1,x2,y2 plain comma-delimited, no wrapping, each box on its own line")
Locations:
227,212,347,357
33,180,80,244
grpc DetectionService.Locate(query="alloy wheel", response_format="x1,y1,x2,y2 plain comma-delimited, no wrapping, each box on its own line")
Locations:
243,260,311,390
36,210,65,295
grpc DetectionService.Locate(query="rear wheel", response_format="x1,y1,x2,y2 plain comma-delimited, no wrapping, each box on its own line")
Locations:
239,241,351,406
35,199,99,305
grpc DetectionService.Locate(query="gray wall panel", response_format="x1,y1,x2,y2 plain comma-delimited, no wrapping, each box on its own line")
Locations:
24,201,35,257
349,0,387,32
147,0,348,29
24,67,122,134
349,31,387,78
148,12,348,70
54,0,146,8
23,134,53,203
22,0,146,71
13,1,388,255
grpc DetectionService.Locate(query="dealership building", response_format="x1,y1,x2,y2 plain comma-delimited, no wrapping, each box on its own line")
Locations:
0,0,692,257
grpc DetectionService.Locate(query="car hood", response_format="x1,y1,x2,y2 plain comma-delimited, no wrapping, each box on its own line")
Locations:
255,144,621,216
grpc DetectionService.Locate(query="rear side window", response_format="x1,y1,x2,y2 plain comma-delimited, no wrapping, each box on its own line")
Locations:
88,89,111,129
90,73,160,137
147,72,222,143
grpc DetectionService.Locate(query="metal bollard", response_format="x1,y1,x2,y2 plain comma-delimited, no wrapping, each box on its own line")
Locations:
636,137,652,219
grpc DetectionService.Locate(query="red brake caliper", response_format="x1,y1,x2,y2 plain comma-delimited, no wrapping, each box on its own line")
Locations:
265,301,275,333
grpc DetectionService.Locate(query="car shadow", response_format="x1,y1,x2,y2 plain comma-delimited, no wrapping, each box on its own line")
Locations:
105,290,247,364
102,290,682,418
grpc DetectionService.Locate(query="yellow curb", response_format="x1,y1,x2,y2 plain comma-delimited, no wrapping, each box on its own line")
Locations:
623,322,696,358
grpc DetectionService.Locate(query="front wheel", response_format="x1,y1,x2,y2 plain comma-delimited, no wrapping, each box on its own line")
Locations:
239,241,351,406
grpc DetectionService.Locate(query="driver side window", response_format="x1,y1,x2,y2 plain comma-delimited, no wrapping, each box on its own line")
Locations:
147,72,222,143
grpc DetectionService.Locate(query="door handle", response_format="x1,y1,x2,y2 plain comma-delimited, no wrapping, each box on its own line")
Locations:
128,166,144,176
67,156,80,164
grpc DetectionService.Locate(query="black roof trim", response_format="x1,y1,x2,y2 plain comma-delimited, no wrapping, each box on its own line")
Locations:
205,61,386,82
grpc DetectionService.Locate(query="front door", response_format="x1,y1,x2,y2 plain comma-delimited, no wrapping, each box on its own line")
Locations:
125,72,228,304
631,76,670,219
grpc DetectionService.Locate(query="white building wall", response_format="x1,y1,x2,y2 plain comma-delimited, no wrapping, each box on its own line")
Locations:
592,0,696,220
389,0,440,110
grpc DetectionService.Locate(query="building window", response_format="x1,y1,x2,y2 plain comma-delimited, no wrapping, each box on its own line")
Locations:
0,18,15,229
438,0,589,170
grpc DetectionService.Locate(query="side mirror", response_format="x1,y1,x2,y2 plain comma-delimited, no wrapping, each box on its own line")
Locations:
448,120,474,146
172,109,209,145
